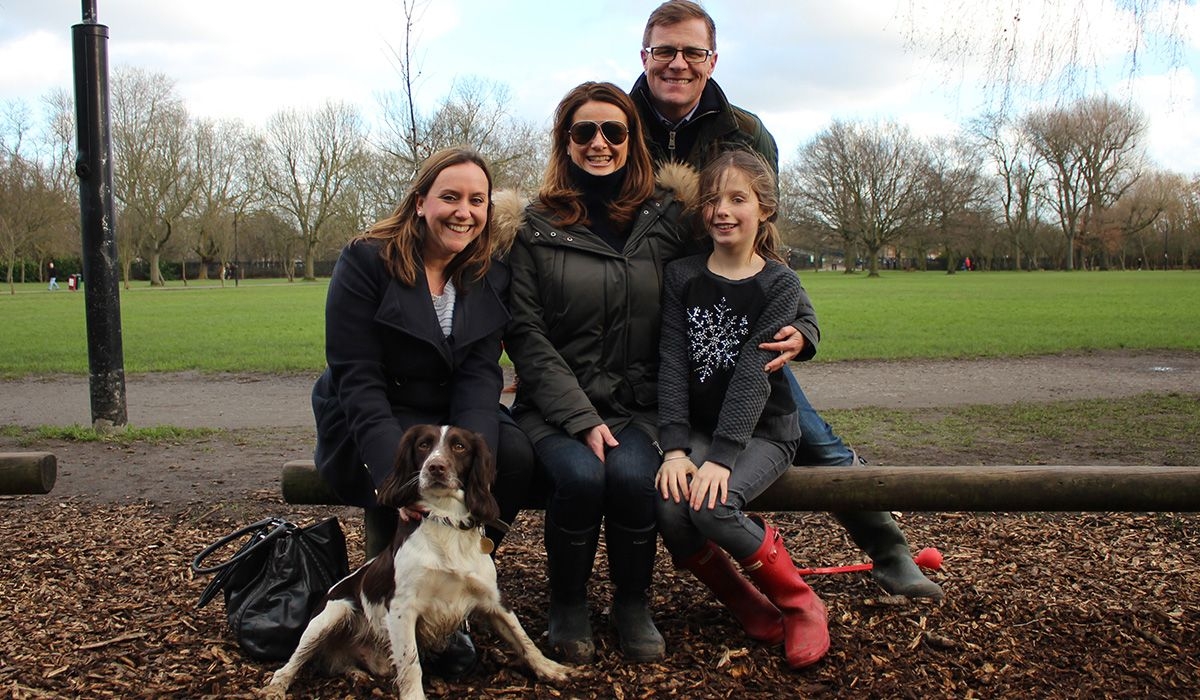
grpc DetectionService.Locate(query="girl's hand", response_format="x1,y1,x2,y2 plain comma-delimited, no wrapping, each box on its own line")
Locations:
690,462,730,511
583,424,620,463
656,454,696,503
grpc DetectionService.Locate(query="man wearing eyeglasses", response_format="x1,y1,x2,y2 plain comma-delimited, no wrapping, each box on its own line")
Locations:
631,0,778,174
631,1,944,601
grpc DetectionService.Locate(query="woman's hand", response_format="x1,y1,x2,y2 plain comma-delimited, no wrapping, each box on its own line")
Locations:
656,454,696,503
583,424,620,462
690,461,731,511
759,324,805,372
398,505,428,522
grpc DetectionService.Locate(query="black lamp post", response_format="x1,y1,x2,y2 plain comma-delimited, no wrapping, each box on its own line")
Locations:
73,0,127,429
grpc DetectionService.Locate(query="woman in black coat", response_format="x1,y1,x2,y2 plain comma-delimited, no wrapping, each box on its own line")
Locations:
310,148,533,675
312,146,531,546
501,82,694,664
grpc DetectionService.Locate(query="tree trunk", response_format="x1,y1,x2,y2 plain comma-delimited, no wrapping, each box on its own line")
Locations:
149,251,165,286
866,245,882,277
304,247,316,282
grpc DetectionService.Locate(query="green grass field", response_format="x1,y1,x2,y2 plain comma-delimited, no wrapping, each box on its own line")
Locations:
1,270,1197,376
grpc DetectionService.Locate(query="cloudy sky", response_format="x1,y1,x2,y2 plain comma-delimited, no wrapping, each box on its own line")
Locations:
3,0,1197,172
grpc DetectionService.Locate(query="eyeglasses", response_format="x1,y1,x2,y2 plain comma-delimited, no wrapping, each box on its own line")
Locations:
568,120,629,146
644,45,713,63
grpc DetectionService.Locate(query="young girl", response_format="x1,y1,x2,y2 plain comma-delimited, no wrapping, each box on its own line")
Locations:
655,150,829,669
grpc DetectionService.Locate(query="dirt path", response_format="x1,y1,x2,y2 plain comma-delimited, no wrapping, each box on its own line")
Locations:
4,350,1198,430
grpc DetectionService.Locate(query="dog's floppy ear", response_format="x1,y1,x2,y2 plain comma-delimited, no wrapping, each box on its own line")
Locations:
464,432,500,524
377,426,423,508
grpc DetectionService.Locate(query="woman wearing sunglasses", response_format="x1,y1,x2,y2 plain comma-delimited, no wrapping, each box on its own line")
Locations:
501,81,696,664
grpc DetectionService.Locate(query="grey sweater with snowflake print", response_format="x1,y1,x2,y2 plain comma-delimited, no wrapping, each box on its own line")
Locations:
657,254,806,470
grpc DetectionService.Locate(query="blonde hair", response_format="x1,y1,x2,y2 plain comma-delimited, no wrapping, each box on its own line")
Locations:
356,147,494,287
696,150,785,264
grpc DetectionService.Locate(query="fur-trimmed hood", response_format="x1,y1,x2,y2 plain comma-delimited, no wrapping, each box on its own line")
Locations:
489,162,698,258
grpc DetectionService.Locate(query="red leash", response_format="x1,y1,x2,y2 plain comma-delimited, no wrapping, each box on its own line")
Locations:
796,547,943,576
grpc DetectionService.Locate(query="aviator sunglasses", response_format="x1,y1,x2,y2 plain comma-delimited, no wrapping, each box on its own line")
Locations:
568,120,629,146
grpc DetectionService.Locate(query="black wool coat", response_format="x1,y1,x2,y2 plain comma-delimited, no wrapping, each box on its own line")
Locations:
311,239,510,507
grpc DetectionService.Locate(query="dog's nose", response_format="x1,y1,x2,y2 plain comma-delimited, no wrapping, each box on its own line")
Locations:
425,460,451,479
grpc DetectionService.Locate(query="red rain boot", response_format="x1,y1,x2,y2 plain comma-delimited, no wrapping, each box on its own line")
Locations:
682,540,784,644
740,517,830,669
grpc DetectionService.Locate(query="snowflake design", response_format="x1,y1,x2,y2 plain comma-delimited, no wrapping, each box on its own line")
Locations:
687,297,749,383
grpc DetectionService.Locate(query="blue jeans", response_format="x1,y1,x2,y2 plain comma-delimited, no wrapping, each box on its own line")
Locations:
657,432,799,561
786,369,855,466
535,424,660,533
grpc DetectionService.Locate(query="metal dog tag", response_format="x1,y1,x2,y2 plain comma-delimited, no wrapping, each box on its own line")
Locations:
480,536,495,555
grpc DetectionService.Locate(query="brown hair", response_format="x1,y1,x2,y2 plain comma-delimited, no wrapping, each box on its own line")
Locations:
642,0,717,50
356,147,494,288
535,82,655,229
696,149,785,264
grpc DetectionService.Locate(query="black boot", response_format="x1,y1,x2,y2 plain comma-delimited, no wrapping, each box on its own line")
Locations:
422,626,479,680
545,517,600,662
605,522,665,662
363,506,397,559
834,511,943,599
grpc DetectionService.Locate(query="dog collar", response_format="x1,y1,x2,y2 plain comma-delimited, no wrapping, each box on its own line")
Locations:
427,514,478,531
426,515,496,554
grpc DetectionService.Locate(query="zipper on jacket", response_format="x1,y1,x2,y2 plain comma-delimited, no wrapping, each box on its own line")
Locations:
668,129,676,161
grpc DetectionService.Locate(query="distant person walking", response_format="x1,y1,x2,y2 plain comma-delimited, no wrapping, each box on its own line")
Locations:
47,261,60,290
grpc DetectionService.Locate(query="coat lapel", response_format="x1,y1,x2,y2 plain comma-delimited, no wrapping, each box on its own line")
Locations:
373,266,509,367
374,269,452,365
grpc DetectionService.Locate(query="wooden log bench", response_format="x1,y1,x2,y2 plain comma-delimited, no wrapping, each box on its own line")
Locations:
0,452,58,495
281,459,1200,512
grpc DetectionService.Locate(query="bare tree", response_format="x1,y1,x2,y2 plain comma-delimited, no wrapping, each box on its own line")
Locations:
785,125,861,273
35,90,84,279
235,208,301,281
375,0,545,196
971,112,1047,270
376,0,430,180
0,101,73,293
794,120,931,277
190,118,261,281
1023,96,1146,269
922,135,990,273
1107,170,1181,268
424,78,546,190
41,89,79,208
1179,177,1200,269
111,67,197,286
260,101,366,281
379,75,548,197
901,0,1193,110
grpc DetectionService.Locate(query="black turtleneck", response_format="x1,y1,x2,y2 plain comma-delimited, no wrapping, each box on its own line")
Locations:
570,162,629,252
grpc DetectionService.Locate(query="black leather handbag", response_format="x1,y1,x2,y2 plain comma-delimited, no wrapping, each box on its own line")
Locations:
191,516,350,661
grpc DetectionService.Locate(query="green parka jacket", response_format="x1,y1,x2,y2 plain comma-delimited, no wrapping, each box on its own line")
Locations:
499,165,698,446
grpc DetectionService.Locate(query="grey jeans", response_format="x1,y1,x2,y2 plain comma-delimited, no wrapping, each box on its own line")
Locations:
656,431,799,562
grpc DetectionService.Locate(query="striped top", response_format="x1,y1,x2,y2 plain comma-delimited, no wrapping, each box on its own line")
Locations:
431,280,457,337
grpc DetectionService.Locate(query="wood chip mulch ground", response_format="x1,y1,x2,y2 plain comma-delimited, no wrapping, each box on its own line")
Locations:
1,491,1196,699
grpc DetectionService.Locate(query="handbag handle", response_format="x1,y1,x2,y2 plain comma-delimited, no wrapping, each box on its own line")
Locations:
191,517,292,575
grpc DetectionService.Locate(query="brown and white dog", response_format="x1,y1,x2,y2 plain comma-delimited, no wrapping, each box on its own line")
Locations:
264,424,570,700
